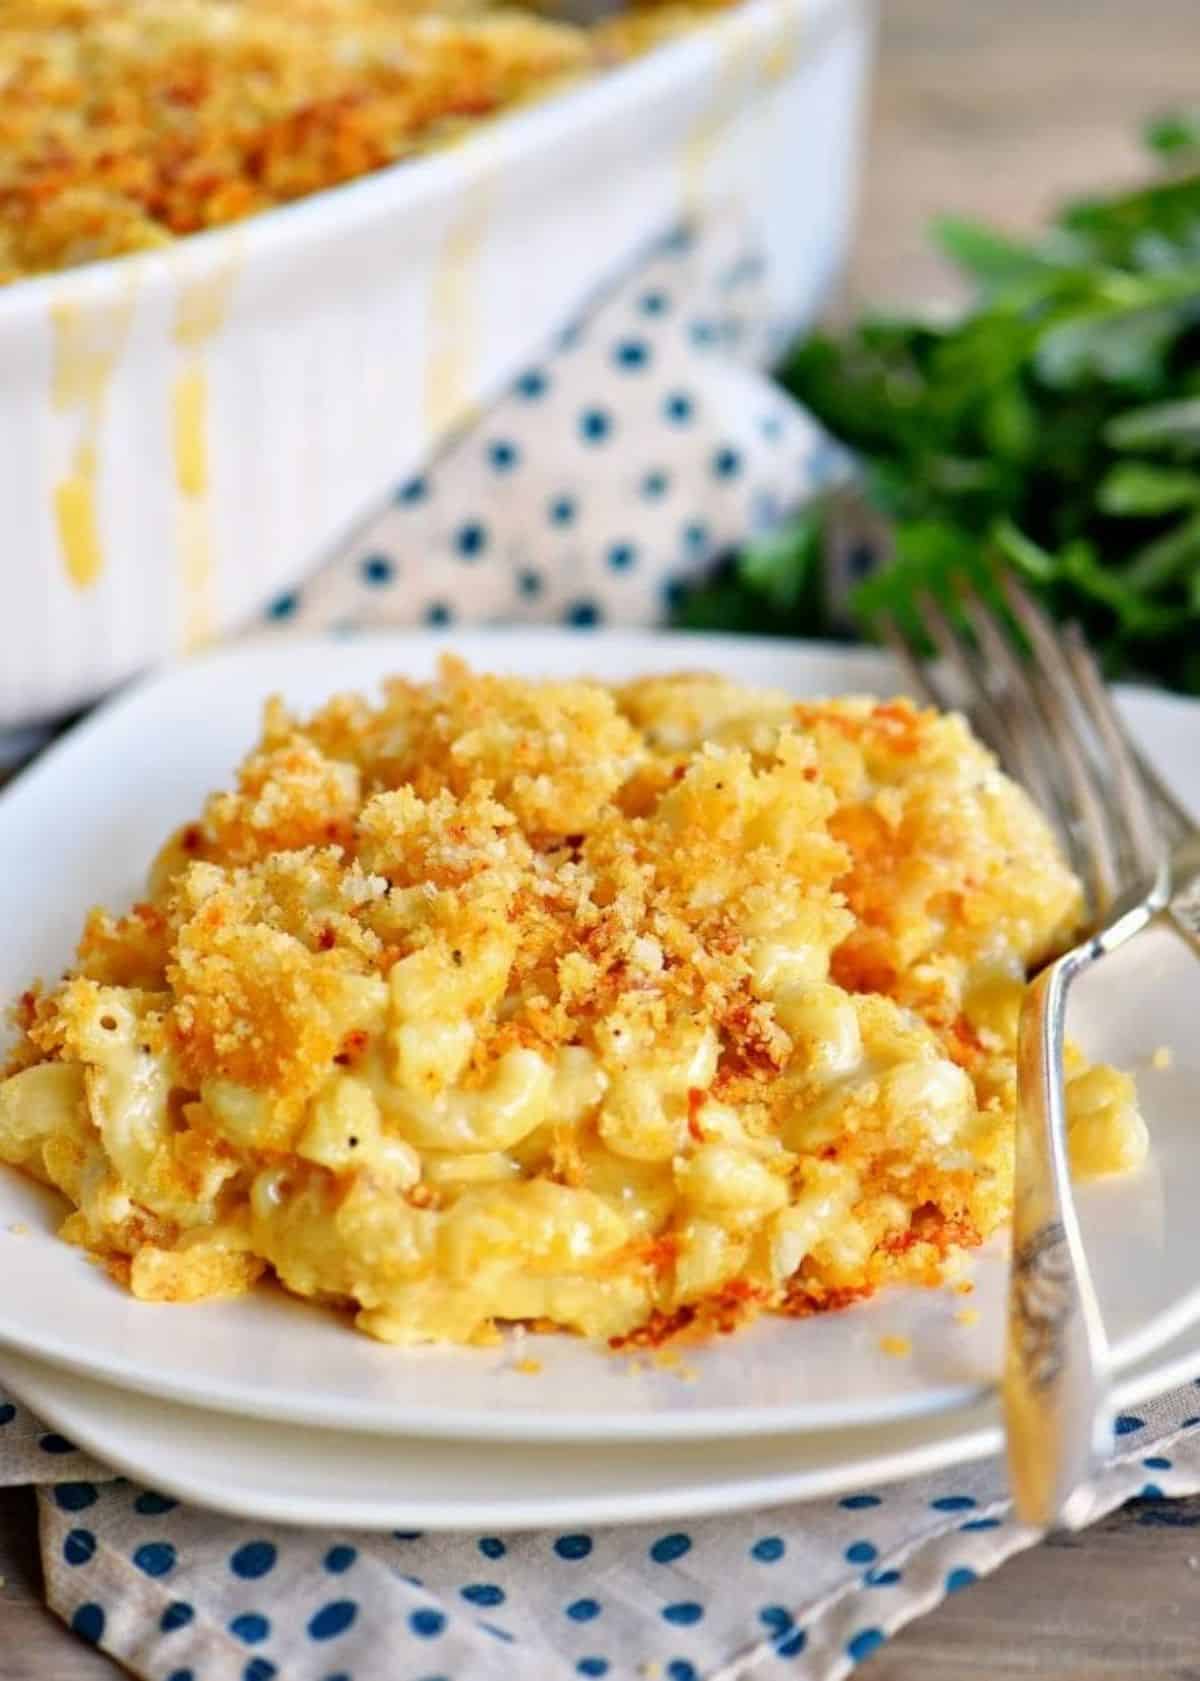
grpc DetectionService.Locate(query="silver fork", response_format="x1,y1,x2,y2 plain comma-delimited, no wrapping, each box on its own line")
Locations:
879,569,1197,1530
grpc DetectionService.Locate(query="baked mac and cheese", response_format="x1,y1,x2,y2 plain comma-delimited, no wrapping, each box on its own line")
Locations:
0,0,733,282
0,661,1146,1346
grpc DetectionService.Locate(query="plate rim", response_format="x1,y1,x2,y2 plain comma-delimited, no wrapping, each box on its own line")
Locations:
0,1341,1000,1528
3,1321,1199,1531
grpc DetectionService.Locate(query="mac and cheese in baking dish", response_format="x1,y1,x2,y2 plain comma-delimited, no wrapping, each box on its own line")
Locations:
0,661,1146,1346
0,0,733,282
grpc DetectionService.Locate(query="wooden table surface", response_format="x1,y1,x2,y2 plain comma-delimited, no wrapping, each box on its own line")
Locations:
3,0,1200,1674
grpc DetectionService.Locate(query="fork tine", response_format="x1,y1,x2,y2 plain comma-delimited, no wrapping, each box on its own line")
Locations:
1128,740,1197,844
914,589,1027,765
953,588,1060,814
917,585,1079,851
885,583,1105,901
1060,623,1164,882
951,587,1099,877
960,583,1120,919
877,612,951,711
1001,577,1163,887
1056,622,1195,847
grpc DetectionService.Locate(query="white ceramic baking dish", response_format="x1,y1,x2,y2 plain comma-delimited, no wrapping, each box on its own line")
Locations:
0,0,874,726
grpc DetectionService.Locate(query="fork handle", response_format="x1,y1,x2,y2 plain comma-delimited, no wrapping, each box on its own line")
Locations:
1004,874,1165,1530
1005,952,1112,1530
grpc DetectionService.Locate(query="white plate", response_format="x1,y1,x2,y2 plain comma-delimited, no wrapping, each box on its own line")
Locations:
0,631,1197,1444
4,1319,1200,1531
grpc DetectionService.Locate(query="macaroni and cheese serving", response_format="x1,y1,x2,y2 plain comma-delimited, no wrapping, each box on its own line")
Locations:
0,662,1147,1346
0,0,732,283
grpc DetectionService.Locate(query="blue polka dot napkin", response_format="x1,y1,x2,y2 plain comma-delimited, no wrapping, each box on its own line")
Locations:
254,215,851,640
5,1383,1200,1680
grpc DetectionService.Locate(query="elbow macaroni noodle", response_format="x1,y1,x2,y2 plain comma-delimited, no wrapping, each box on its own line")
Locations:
0,661,1147,1347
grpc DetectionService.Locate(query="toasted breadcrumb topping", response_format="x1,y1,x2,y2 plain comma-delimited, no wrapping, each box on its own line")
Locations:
0,660,1146,1348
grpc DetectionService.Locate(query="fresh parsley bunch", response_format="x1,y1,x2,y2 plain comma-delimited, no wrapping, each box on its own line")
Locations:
677,111,1200,693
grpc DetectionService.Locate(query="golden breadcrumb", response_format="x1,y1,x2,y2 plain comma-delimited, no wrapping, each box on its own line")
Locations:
0,660,1146,1347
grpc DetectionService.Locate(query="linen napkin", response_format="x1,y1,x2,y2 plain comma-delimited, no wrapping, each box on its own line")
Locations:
249,214,853,641
3,1380,1200,1681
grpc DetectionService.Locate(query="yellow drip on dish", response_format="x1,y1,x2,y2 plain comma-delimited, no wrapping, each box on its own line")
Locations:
680,11,762,218
171,364,208,499
171,250,239,649
53,445,103,591
760,0,806,86
48,283,137,590
423,169,494,443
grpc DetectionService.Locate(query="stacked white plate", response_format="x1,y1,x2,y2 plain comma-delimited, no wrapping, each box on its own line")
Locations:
2,632,1198,1530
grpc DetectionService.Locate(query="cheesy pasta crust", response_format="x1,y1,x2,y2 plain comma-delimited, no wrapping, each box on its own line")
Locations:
0,0,733,283
0,661,1146,1346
